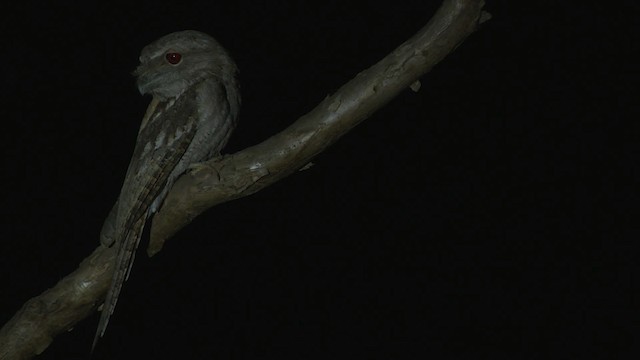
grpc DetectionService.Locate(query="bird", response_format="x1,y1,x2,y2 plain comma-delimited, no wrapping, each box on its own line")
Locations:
93,30,240,350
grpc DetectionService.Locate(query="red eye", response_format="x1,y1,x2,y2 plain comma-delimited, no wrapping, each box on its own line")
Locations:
165,52,182,64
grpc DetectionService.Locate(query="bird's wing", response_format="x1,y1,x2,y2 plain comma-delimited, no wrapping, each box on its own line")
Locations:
93,87,201,349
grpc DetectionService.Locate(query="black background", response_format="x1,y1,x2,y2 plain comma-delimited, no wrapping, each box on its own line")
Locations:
1,0,637,358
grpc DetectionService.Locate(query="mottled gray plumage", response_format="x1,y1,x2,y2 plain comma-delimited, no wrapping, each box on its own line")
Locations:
94,30,240,349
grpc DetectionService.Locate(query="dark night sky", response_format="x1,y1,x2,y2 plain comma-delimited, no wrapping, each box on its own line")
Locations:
1,0,637,358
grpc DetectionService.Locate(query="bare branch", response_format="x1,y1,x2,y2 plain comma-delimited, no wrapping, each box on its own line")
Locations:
0,247,115,359
149,0,488,253
0,1,488,358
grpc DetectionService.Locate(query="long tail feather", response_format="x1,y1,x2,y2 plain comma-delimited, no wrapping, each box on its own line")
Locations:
92,216,146,351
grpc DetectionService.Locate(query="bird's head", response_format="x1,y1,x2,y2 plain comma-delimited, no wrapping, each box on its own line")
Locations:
134,30,237,100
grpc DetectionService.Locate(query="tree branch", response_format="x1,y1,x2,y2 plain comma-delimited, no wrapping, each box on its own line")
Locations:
149,0,489,254
0,1,488,358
